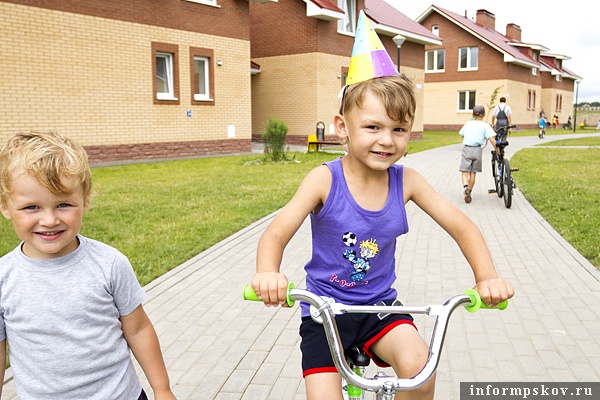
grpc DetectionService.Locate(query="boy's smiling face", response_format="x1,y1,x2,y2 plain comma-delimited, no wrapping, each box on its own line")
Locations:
0,171,89,259
336,89,412,171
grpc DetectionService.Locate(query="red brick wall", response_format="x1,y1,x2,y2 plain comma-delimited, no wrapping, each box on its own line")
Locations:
421,13,541,86
2,0,251,39
86,139,252,165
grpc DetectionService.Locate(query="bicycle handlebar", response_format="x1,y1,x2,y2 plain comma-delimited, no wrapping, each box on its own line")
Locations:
242,284,507,311
243,284,507,393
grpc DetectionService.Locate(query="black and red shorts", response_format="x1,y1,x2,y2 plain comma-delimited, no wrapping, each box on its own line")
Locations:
299,299,415,377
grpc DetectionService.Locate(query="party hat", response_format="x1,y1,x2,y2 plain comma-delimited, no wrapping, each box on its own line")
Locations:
346,10,398,86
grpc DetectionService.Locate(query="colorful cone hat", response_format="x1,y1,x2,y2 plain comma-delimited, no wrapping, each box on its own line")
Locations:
346,10,398,86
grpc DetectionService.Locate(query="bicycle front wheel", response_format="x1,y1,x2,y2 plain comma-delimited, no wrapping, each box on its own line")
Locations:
493,156,503,198
503,159,512,208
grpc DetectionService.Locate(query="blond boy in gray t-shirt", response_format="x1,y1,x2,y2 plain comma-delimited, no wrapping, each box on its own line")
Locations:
0,131,175,400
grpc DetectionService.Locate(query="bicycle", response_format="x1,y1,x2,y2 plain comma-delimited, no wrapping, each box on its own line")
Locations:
243,283,507,400
489,124,517,208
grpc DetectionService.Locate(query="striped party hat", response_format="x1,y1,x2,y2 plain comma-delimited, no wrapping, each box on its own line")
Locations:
346,10,398,86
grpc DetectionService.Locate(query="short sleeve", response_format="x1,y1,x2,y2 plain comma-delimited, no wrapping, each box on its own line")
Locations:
110,252,146,316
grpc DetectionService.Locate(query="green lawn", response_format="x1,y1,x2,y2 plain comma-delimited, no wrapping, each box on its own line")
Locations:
1,130,598,286
512,136,600,267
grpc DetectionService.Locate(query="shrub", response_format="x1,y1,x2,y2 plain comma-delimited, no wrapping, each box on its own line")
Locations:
262,118,289,162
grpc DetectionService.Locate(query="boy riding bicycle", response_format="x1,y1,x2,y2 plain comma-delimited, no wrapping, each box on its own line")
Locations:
539,115,548,138
250,11,514,400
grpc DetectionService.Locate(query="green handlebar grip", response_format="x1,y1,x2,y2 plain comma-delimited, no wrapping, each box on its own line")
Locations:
243,282,296,307
464,289,508,312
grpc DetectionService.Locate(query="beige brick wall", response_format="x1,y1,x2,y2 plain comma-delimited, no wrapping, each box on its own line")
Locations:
424,80,542,129
1,2,251,157
251,53,424,143
251,53,339,142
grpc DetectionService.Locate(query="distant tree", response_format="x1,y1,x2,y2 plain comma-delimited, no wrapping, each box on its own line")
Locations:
485,86,503,124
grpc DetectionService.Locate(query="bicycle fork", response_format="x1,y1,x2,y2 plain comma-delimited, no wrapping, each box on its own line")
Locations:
344,366,368,400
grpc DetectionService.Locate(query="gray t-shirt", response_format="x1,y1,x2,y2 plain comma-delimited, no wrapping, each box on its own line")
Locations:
0,235,146,399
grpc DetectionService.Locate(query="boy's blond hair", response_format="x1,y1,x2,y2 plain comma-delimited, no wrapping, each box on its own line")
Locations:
0,131,92,206
340,74,416,125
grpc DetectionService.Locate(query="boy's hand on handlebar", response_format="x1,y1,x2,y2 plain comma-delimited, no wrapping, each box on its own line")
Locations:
473,278,514,307
251,272,290,307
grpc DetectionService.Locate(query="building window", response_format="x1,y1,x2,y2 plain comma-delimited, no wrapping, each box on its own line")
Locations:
156,53,174,99
531,53,538,75
556,94,563,112
458,90,476,111
337,0,356,34
190,47,214,105
431,25,439,36
425,49,445,72
556,74,561,82
152,42,179,104
527,89,536,110
341,66,349,87
458,46,478,70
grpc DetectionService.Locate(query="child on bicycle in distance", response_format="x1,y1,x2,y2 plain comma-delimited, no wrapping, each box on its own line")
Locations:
539,115,548,138
251,73,513,400
0,131,176,400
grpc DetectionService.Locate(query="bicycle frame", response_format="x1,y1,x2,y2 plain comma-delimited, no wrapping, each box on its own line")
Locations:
244,284,506,399
491,125,517,208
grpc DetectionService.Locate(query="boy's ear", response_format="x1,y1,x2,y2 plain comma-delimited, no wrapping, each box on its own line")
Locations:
83,195,91,212
334,114,347,140
0,203,11,220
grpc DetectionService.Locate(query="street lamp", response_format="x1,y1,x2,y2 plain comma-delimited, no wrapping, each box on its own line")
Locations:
573,79,580,132
392,34,406,72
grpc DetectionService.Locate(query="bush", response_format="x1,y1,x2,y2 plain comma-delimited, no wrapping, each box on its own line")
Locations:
261,118,289,162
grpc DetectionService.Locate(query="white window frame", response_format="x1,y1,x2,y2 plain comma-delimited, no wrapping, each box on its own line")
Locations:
337,0,356,34
431,25,439,36
425,49,445,72
193,56,211,101
457,90,477,112
458,46,478,71
156,52,175,100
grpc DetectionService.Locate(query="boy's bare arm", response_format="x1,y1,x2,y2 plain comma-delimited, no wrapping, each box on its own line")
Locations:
403,167,514,305
120,306,176,400
253,165,331,306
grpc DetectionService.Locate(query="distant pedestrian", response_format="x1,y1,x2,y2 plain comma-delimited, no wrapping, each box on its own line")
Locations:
492,97,512,131
459,106,497,203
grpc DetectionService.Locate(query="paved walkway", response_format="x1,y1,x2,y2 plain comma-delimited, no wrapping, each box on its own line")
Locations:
2,134,599,399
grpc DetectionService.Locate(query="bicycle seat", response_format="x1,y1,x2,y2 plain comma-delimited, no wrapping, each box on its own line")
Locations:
345,346,371,367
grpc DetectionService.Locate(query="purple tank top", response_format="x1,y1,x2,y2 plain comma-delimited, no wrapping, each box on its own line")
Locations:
301,158,409,317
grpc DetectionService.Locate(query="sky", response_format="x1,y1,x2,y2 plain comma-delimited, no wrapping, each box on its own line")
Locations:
385,0,599,104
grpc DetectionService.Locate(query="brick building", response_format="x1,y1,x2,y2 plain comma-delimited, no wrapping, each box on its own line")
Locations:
1,2,581,162
417,6,580,130
249,0,440,143
0,0,268,163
